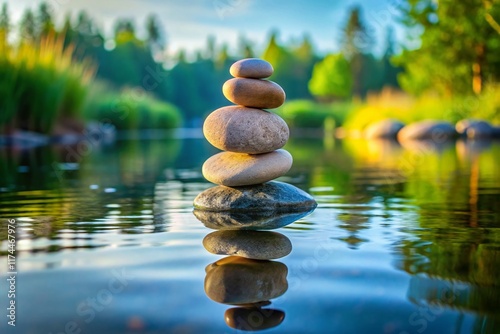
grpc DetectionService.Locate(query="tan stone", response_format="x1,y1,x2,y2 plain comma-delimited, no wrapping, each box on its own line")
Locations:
203,106,289,154
223,78,285,109
229,58,273,79
202,149,293,186
203,230,292,260
364,119,405,139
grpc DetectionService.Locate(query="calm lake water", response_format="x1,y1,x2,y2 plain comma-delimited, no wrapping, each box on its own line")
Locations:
1,131,499,334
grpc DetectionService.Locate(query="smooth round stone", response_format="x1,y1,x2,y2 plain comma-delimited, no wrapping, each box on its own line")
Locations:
223,78,285,109
203,230,292,260
456,119,494,138
230,58,274,79
203,106,289,154
397,120,457,142
364,119,405,139
204,256,288,305
225,307,285,331
193,208,315,230
202,150,292,186
194,181,317,212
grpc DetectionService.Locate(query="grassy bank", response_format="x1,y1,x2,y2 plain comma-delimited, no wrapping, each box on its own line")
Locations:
84,84,182,131
0,34,94,133
279,88,500,131
0,34,182,136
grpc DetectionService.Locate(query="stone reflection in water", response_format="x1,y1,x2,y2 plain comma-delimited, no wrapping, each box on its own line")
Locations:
224,307,286,331
204,256,288,331
205,256,288,304
193,208,314,230
203,230,292,260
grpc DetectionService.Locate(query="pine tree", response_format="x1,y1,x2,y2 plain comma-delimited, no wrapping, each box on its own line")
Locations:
37,2,54,38
19,9,36,43
340,6,374,59
340,6,375,97
0,3,9,42
237,34,254,58
145,15,164,49
0,3,9,33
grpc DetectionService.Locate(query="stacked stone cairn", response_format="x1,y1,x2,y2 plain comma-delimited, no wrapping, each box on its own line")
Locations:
194,58,317,331
194,58,317,213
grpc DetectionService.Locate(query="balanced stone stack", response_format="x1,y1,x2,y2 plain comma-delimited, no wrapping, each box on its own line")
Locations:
196,61,317,330
195,58,317,213
202,58,291,187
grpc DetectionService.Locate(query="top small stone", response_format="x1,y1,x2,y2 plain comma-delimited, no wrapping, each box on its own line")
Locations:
230,58,273,79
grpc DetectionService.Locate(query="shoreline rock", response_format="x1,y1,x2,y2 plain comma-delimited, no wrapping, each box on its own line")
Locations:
397,120,457,142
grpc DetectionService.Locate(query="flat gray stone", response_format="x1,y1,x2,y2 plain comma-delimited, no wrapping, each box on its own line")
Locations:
398,120,457,142
364,119,405,139
194,181,317,212
204,256,288,305
203,230,292,260
194,209,314,230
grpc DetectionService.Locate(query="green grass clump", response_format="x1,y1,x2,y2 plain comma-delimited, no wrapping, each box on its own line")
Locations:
85,85,182,130
277,99,355,129
0,34,94,133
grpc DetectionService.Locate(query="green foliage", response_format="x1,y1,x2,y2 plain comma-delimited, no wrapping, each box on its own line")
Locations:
395,0,500,95
262,32,317,100
341,6,374,59
342,87,500,131
309,54,353,100
0,33,94,133
85,85,182,130
277,99,355,128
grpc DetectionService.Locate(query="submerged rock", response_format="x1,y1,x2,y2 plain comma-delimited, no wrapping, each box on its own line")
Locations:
224,307,285,331
397,120,457,142
364,119,405,139
203,230,292,260
204,256,288,305
194,181,317,212
193,208,314,230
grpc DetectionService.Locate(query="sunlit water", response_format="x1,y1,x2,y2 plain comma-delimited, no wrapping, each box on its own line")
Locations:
1,132,499,333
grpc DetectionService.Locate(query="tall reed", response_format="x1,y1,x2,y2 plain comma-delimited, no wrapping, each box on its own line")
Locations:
0,33,95,134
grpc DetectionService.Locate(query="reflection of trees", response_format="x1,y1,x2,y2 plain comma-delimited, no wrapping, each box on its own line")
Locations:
289,136,500,330
336,212,369,249
0,138,184,251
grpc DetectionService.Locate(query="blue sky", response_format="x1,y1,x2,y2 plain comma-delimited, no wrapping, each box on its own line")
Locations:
6,0,407,57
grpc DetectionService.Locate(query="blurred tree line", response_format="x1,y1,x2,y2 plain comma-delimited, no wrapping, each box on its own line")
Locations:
1,2,403,125
395,0,500,96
